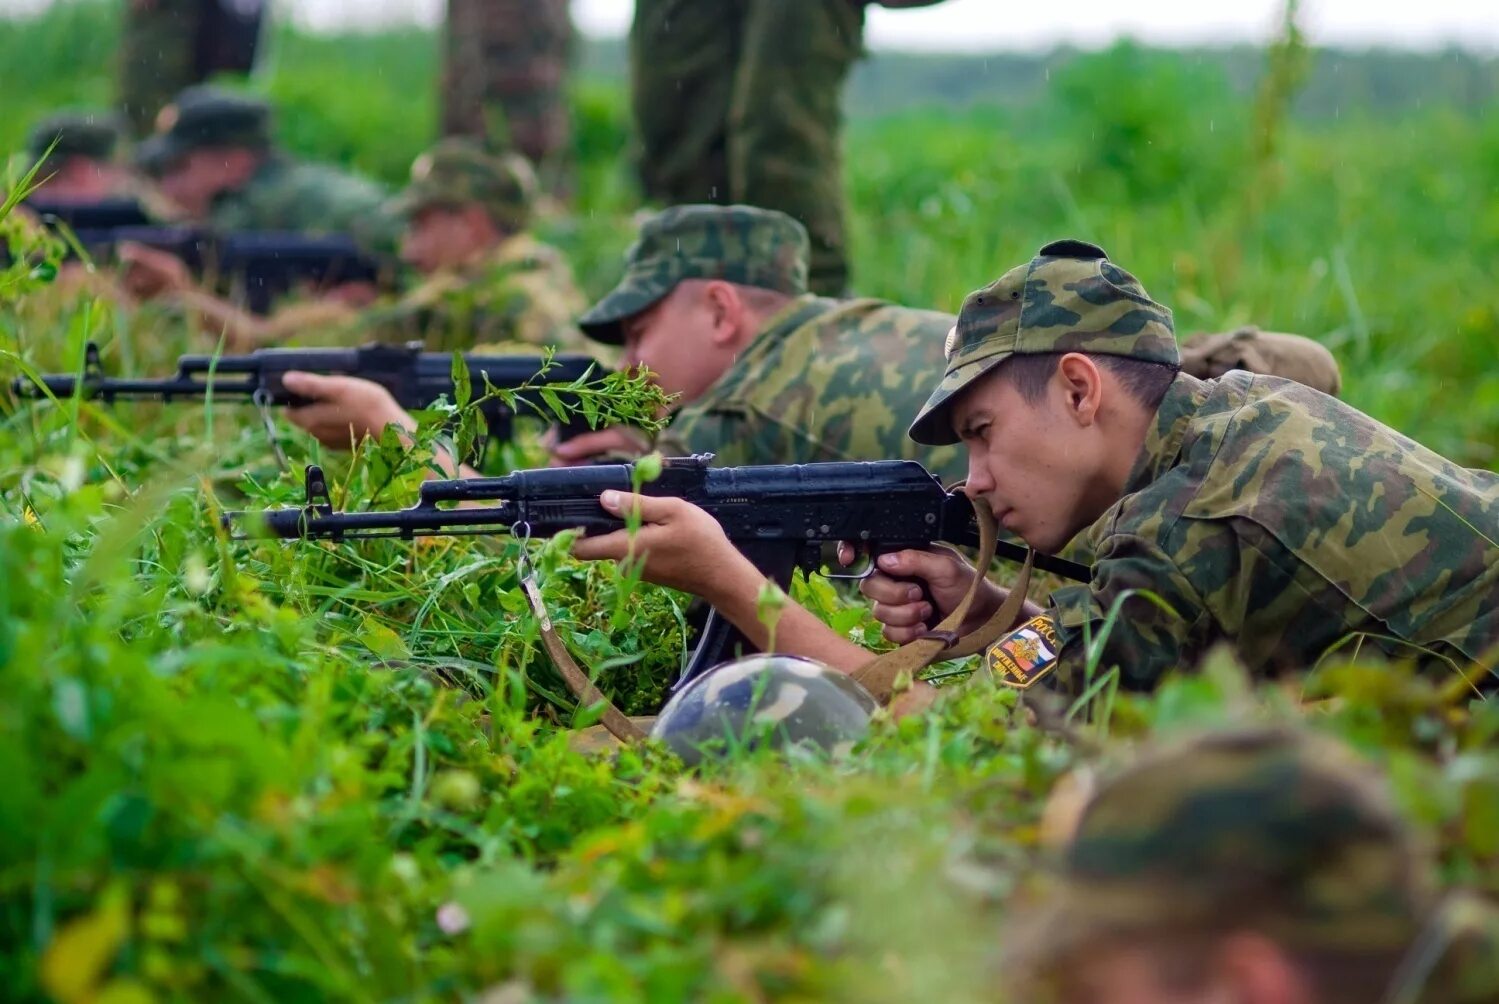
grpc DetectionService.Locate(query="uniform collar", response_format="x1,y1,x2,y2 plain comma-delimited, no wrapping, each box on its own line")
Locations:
1122,372,1211,496
752,293,837,345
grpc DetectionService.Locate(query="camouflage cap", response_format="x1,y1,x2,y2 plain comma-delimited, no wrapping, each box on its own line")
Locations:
578,204,810,345
1005,727,1435,984
28,111,124,168
907,239,1178,446
387,139,537,232
136,86,272,175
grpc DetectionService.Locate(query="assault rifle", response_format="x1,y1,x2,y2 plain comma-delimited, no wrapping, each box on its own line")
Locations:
12,340,608,446
225,456,1092,685
14,199,385,313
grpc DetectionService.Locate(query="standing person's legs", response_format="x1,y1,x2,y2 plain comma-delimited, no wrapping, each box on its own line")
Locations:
730,0,864,295
629,0,743,205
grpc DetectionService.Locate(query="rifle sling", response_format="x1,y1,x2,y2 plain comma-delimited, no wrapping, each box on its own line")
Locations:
520,575,648,745
851,502,1034,703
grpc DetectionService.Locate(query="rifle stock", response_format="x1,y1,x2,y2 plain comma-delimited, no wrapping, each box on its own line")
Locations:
225,456,1092,687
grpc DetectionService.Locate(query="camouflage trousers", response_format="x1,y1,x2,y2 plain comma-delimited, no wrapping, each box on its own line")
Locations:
630,0,865,296
118,0,264,135
441,0,574,193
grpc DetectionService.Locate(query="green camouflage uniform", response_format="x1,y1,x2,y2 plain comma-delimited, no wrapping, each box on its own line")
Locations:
910,240,1499,691
441,0,573,191
346,139,587,353
629,0,867,296
137,87,400,253
578,204,962,479
1007,727,1499,1004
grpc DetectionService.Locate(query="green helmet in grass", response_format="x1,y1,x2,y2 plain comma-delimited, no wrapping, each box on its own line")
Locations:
651,654,877,765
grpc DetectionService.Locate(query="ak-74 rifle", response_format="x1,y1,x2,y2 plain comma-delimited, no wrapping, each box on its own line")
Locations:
224,455,1092,687
12,341,610,461
18,198,386,314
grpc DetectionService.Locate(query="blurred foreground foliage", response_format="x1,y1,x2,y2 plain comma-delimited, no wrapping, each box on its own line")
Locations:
1,3,1496,1001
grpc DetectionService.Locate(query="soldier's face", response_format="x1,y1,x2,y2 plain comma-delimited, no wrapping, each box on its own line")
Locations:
157,148,254,219
620,283,740,405
400,206,493,274
950,364,1114,554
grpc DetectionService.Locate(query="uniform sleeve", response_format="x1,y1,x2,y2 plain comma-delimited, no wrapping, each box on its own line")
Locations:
1041,530,1215,693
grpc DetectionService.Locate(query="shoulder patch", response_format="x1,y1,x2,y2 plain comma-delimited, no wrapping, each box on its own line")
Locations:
986,614,1062,690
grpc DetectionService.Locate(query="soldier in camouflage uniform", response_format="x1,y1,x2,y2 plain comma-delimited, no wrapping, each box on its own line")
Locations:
441,0,573,193
568,239,1497,691
557,204,968,480
132,87,398,249
145,139,586,357
1004,726,1499,1004
631,1,952,296
19,111,132,202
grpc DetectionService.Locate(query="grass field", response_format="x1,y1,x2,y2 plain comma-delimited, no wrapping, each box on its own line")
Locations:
2,3,1497,1002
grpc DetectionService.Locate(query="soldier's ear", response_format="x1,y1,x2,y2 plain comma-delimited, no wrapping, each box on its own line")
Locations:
1055,353,1104,427
702,281,745,346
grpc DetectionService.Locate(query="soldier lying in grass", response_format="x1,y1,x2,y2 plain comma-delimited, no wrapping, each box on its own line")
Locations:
1003,726,1499,1004
567,240,1498,693
280,207,1340,489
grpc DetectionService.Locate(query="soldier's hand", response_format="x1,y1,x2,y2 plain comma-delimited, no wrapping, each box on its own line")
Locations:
118,241,194,300
571,491,757,600
281,372,414,450
548,426,652,466
838,544,1003,645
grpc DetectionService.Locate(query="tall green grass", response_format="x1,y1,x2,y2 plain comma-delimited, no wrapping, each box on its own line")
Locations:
1,4,1497,1001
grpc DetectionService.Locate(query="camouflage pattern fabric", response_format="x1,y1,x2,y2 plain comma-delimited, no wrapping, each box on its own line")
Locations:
629,0,865,296
1005,727,1499,1003
340,233,588,354
208,155,402,256
1032,369,1499,691
388,139,537,233
441,0,573,192
579,204,810,344
909,238,1179,445
655,294,966,481
1180,325,1342,397
650,654,877,766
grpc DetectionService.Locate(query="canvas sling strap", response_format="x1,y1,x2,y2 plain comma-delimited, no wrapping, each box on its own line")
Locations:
851,500,1035,703
515,535,650,746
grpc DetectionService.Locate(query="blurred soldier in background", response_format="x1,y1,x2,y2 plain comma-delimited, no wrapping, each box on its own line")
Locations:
119,0,268,135
441,0,573,194
151,139,588,357
121,86,400,300
628,1,949,297
1004,727,1499,1004
19,112,135,203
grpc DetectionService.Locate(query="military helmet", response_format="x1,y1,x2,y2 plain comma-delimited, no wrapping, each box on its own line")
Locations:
650,654,878,765
136,86,273,175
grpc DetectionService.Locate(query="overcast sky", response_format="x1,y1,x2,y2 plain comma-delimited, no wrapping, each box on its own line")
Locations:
4,0,1498,51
